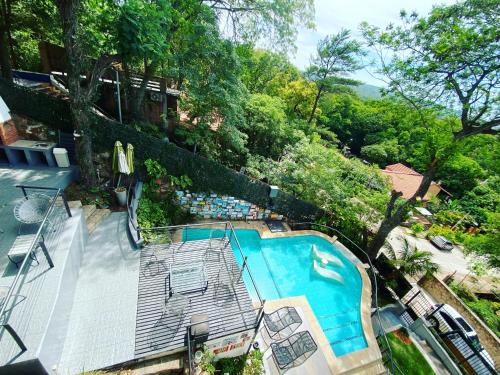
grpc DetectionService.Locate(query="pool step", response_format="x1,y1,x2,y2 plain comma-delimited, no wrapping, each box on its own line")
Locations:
330,333,365,346
322,320,358,332
317,306,359,319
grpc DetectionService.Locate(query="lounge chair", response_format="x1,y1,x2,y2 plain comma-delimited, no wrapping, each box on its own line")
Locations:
263,306,302,340
271,331,317,372
205,229,229,262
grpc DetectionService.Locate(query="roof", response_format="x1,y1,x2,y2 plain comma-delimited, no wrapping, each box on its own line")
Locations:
382,163,450,200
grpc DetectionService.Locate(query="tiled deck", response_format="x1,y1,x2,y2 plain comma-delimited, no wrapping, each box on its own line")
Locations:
135,238,258,358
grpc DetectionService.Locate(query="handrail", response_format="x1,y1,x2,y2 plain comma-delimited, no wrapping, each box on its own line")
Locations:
0,185,72,352
289,221,396,374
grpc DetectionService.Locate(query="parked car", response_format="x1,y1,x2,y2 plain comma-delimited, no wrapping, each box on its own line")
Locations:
430,235,454,251
427,304,496,374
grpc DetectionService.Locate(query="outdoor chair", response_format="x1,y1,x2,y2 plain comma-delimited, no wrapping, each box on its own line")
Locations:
263,306,302,340
205,229,229,263
142,251,168,279
212,265,241,306
270,331,317,373
148,293,190,350
13,193,53,234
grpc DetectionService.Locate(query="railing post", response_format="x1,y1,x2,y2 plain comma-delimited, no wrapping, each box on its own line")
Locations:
60,191,72,217
38,240,54,268
3,324,27,352
20,186,27,198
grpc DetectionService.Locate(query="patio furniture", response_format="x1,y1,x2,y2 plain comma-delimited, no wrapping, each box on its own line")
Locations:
13,193,53,233
213,263,242,306
142,252,168,278
263,306,302,340
7,234,44,268
166,261,208,297
270,331,317,372
205,229,229,262
149,293,190,350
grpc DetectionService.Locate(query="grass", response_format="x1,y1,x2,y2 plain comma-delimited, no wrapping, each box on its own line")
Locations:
387,330,436,375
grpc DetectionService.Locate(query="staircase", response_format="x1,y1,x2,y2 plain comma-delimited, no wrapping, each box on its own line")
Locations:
83,204,111,234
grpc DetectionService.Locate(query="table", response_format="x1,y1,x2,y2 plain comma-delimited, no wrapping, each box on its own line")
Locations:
167,261,208,297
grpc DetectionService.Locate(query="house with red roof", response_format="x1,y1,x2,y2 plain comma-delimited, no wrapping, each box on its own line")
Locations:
381,163,452,201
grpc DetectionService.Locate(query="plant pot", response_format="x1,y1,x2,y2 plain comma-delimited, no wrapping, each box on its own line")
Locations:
114,187,127,206
194,350,203,364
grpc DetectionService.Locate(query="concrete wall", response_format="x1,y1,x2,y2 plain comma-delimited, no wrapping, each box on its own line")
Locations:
37,210,89,372
418,275,500,365
410,318,462,375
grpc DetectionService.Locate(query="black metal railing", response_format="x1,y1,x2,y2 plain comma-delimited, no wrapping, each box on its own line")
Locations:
288,221,395,374
0,185,72,352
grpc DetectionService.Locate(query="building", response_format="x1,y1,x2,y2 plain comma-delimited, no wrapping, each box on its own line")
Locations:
382,163,452,201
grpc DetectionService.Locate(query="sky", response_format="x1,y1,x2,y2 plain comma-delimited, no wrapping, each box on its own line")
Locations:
290,0,458,86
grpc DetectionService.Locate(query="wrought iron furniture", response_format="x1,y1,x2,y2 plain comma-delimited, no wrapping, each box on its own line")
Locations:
205,229,229,262
263,306,302,340
270,331,317,372
13,193,53,234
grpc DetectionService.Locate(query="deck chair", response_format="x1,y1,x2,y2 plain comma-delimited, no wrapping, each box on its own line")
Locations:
263,306,302,340
205,229,229,262
270,331,317,373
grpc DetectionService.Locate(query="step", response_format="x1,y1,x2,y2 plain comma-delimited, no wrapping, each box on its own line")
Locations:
82,204,97,221
87,208,111,234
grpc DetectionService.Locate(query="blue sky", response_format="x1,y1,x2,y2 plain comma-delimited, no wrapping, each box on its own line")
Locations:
290,0,458,86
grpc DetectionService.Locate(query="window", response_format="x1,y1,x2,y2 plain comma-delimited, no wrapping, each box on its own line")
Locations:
440,312,459,331
456,317,473,332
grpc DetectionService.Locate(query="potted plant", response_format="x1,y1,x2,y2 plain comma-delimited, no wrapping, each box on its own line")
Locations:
114,186,127,206
196,347,215,375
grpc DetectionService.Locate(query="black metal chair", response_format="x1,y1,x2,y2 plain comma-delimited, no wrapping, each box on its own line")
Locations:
263,306,302,340
270,331,317,373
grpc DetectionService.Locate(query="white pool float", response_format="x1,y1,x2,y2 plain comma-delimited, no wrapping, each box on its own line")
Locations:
311,245,343,267
313,259,344,283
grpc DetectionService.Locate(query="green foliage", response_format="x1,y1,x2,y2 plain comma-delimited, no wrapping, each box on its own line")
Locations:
385,238,439,277
198,347,216,375
144,158,167,180
386,331,436,375
449,282,500,337
361,140,400,166
427,225,465,244
216,350,264,375
436,154,485,197
410,223,424,235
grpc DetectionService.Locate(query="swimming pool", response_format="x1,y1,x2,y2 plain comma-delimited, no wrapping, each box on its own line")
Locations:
183,228,367,357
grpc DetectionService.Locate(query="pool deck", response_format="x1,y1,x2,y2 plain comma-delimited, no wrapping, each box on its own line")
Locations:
223,221,385,374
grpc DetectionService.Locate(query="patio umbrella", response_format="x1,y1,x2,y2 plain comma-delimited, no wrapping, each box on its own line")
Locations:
126,143,134,175
113,140,130,186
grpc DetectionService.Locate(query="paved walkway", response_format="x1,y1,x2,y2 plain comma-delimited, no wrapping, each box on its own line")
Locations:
0,166,77,276
57,212,140,374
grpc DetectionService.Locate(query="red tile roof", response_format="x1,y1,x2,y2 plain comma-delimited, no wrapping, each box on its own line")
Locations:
382,163,449,200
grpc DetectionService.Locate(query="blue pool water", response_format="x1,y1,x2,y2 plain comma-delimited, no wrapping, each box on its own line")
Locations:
183,228,367,356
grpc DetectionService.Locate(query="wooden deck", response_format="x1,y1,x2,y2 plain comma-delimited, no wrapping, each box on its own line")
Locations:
134,238,258,358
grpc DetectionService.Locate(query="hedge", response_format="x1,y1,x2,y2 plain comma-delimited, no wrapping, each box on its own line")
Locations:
0,79,324,221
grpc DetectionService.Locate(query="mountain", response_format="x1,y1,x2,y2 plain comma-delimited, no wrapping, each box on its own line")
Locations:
353,84,382,99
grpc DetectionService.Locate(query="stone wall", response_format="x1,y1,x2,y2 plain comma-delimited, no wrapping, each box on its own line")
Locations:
176,191,282,220
418,275,500,365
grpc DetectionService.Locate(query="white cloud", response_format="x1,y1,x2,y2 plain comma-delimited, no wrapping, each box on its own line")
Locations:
290,0,458,86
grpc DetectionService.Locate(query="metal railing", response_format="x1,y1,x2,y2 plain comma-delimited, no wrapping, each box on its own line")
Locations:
288,221,397,374
136,221,265,375
0,185,72,352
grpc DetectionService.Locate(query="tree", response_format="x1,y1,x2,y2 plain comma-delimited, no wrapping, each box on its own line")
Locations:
0,0,14,79
436,154,484,196
117,0,171,120
385,238,439,278
361,0,500,258
55,0,118,186
306,29,364,125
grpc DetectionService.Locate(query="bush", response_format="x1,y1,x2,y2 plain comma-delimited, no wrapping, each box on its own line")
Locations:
411,223,425,235
427,225,468,244
216,350,264,375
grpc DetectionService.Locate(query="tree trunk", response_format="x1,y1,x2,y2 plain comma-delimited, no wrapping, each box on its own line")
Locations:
131,60,159,121
0,28,12,80
367,159,439,259
308,84,323,125
71,103,97,186
57,0,97,187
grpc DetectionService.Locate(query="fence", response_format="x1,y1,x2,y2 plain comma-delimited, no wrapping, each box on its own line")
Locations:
0,79,323,222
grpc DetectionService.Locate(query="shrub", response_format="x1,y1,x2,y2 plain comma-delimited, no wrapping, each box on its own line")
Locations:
216,350,264,375
411,223,425,235
427,225,467,244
